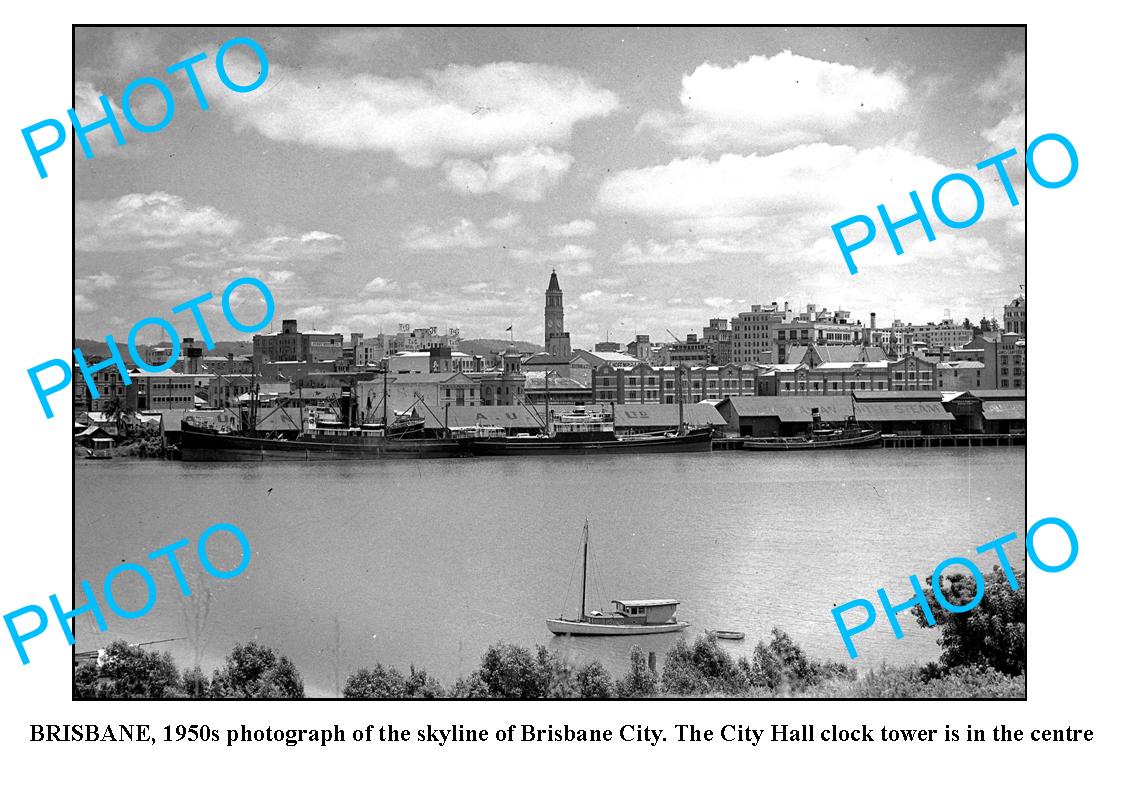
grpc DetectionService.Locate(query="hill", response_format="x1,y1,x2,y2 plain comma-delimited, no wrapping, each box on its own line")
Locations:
457,339,543,356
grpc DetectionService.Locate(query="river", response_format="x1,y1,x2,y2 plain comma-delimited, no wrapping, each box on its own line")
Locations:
74,447,1025,696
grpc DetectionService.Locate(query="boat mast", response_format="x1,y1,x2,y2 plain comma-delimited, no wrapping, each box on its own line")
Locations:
544,370,551,436
677,366,684,434
579,519,589,622
382,367,389,429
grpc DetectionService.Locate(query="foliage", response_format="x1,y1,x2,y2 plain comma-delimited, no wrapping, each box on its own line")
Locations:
343,663,444,698
209,642,304,698
912,565,1026,676
449,672,490,698
475,642,546,698
661,632,747,695
73,640,183,699
615,645,658,697
834,662,1024,699
575,660,614,698
181,666,209,698
536,645,579,698
745,628,855,694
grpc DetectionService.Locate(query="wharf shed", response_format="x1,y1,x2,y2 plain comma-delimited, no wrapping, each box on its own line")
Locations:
716,393,953,437
421,403,726,435
941,389,1026,434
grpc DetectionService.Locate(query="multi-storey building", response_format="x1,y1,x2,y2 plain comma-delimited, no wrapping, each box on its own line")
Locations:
253,319,343,364
1004,294,1026,336
702,318,732,364
888,319,974,352
731,303,784,364
593,363,759,404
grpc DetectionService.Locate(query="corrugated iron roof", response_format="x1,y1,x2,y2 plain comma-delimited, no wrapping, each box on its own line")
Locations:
982,401,1026,420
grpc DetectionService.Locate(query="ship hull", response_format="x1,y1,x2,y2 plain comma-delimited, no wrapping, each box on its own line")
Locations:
741,430,882,451
546,619,690,636
471,428,713,456
180,426,471,461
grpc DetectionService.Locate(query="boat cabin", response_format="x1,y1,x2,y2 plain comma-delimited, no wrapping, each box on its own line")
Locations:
551,405,615,441
610,599,679,625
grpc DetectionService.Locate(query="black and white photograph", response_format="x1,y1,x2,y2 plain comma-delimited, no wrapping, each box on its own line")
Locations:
70,25,1027,700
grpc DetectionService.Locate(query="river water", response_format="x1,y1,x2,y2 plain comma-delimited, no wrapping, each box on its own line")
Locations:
74,447,1025,696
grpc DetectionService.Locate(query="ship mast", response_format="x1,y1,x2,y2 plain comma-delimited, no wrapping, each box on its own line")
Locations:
382,367,389,429
544,370,551,436
579,519,589,622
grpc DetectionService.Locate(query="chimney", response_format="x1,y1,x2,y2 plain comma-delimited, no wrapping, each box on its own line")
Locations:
784,301,790,312
870,312,877,329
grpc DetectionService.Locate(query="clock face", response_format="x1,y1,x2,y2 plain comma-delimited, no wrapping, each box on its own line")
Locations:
547,318,555,330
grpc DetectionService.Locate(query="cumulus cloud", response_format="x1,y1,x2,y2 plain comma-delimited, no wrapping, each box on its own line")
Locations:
171,230,345,269
549,219,597,237
76,271,119,292
443,146,574,201
402,218,493,251
486,212,523,231
75,294,98,313
364,277,399,292
597,144,1015,227
209,57,618,167
76,192,243,252
638,51,907,150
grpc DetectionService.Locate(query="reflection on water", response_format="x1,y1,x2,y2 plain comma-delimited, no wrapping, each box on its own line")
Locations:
75,448,1025,697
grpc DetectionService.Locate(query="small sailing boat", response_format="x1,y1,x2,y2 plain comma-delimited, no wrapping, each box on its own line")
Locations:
546,520,689,636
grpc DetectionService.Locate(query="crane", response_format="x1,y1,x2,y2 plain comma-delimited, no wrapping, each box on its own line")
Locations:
665,328,683,344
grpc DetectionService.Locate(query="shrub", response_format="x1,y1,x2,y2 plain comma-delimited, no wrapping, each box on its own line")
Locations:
746,628,855,694
616,645,658,697
661,632,747,695
913,565,1026,675
575,661,613,698
344,663,445,699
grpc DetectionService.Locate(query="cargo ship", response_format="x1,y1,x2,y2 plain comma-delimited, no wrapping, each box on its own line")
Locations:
469,405,713,456
180,371,472,461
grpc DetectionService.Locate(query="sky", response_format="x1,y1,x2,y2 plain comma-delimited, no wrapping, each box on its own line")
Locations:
73,26,1026,347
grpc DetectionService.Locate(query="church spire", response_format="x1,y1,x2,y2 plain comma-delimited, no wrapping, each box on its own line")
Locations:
547,268,561,292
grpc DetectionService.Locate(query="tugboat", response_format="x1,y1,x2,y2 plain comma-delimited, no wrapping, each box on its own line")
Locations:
546,520,689,636
741,395,881,451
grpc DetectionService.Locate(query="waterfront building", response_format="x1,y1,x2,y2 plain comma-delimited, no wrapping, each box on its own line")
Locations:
665,333,710,366
1004,294,1027,336
126,369,213,411
886,353,937,392
522,351,590,385
626,334,653,363
594,341,621,352
716,392,955,438
544,269,572,358
593,362,758,404
952,333,1027,389
936,361,985,391
72,357,129,412
468,348,527,406
253,319,343,364
523,373,593,405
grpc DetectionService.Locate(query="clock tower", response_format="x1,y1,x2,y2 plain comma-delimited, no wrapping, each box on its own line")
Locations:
544,269,571,357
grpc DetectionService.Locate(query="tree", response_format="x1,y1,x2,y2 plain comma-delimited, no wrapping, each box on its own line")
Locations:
475,643,545,698
73,640,183,699
181,666,209,698
662,632,746,695
912,565,1026,675
343,663,444,698
209,642,304,698
575,661,613,698
746,628,854,694
979,317,994,332
616,645,658,697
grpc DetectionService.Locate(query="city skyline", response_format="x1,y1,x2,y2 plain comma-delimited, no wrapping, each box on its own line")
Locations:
74,26,1025,345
